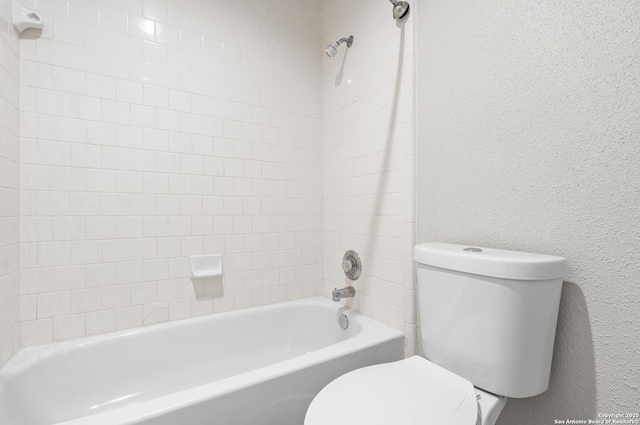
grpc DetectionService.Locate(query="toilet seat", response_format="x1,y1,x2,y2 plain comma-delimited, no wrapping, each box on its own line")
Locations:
304,356,478,425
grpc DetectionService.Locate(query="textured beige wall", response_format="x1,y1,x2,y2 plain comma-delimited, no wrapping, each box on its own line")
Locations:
416,0,640,421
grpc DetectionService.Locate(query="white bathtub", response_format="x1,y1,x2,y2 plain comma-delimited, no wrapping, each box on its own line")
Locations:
0,296,404,425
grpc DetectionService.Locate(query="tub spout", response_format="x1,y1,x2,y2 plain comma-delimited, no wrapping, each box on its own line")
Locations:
332,286,355,302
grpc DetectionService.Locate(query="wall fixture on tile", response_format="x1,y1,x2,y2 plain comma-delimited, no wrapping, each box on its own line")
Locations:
12,0,45,33
190,254,223,279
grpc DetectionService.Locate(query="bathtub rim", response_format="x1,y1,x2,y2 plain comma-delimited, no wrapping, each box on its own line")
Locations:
0,296,383,376
1,296,405,425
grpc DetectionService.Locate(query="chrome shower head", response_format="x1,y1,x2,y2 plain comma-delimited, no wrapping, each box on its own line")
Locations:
325,44,338,57
325,35,354,58
389,0,409,20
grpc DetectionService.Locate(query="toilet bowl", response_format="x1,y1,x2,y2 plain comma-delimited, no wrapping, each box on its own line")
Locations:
305,243,566,425
305,356,506,425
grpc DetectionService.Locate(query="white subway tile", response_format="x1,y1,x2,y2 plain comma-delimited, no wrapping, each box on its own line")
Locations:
102,285,131,309
143,172,169,193
103,240,132,262
156,237,181,258
144,84,169,109
116,216,143,238
157,279,181,301
37,291,71,319
69,46,102,73
143,302,168,325
70,288,101,314
115,306,142,330
52,16,85,46
128,15,155,41
101,193,131,215
157,152,181,173
167,217,191,238
168,299,191,320
37,241,71,267
116,80,144,104
168,132,191,153
180,236,203,256
53,314,86,341
20,318,53,347
35,140,71,166
86,74,116,99
143,41,168,66
52,166,86,192
156,23,180,47
87,169,117,192
131,281,157,304
53,67,86,95
131,239,157,260
52,265,86,291
156,109,181,131
71,143,101,168
71,240,103,265
130,194,156,215
117,171,144,193
116,261,144,284
102,100,131,125
130,60,156,83
131,149,157,171
144,128,169,151
155,194,180,215
166,4,190,28
20,217,52,243
168,174,192,194
114,0,142,15
86,309,115,336
143,217,168,237
85,25,114,53
152,72,178,96
87,121,117,145
130,105,157,128
52,217,86,241
85,263,116,288
21,266,53,295
100,5,128,33
70,193,101,215
13,0,341,349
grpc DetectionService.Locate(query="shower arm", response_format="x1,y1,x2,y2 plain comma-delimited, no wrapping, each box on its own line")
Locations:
388,0,409,20
336,36,354,48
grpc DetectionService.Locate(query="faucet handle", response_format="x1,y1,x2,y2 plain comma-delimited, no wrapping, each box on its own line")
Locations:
342,250,361,280
342,259,353,273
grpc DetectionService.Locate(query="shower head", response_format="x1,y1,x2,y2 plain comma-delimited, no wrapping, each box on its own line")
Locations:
325,35,354,58
325,44,338,58
389,0,409,20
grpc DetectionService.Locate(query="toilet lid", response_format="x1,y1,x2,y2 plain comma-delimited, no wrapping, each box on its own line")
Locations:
305,356,478,425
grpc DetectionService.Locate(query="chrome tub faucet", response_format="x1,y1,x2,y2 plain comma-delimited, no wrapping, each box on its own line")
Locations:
332,286,355,302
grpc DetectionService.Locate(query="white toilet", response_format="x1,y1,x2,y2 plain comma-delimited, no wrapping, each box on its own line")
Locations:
305,242,566,425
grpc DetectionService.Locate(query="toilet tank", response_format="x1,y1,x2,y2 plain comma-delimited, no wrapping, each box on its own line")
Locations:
414,242,566,398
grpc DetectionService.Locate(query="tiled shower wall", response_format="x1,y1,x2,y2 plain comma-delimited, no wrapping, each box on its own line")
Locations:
18,0,323,346
322,0,416,354
0,0,20,367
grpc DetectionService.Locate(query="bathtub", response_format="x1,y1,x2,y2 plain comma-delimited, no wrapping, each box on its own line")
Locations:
0,296,404,425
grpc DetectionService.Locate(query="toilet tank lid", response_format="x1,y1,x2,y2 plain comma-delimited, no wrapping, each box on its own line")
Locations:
414,242,566,281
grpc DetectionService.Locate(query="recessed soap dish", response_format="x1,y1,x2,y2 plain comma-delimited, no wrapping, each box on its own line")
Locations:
190,254,223,278
13,0,44,33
